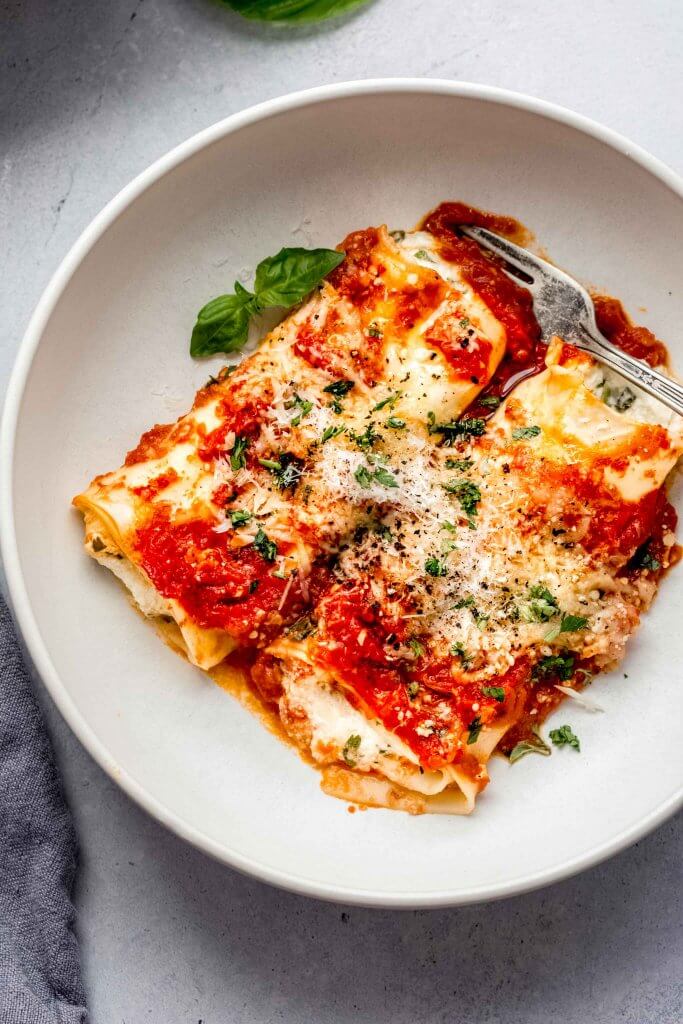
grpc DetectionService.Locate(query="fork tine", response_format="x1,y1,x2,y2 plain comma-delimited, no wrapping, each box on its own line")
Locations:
459,225,548,283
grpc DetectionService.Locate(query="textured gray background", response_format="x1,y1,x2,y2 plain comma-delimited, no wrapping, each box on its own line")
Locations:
2,1,682,1021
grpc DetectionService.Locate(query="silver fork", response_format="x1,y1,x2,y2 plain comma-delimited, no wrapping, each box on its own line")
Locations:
460,225,683,417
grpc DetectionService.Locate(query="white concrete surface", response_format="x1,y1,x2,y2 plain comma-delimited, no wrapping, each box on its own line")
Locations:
2,1,681,1020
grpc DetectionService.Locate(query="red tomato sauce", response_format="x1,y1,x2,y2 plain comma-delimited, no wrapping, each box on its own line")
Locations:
135,509,303,641
421,202,545,414
314,583,531,769
593,295,668,367
198,392,270,464
424,312,493,384
327,227,381,306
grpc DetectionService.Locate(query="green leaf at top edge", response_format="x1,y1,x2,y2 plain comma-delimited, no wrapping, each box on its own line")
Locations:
225,0,370,24
254,247,344,308
190,282,257,357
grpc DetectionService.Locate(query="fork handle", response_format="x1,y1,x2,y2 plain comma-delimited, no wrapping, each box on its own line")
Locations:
576,322,683,418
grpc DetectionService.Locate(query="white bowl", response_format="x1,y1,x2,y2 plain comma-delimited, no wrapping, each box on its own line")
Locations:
3,80,682,908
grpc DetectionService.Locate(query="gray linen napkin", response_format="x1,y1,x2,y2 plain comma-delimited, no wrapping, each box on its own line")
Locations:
0,596,87,1023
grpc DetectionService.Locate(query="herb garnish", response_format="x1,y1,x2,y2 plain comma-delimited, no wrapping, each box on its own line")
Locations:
512,425,541,440
544,613,589,642
386,416,406,429
354,463,399,489
324,379,355,413
549,724,581,751
522,584,559,623
191,247,344,356
373,391,402,412
445,458,473,471
286,393,314,426
479,395,501,409
230,434,250,471
252,527,277,562
450,642,472,667
481,686,505,702
509,726,551,764
320,424,346,444
342,734,362,767
350,423,380,450
467,716,482,744
408,639,425,659
229,509,252,527
428,412,486,444
367,323,383,338
443,479,481,523
258,453,304,491
425,556,448,577
407,681,420,700
532,653,575,682
323,379,355,398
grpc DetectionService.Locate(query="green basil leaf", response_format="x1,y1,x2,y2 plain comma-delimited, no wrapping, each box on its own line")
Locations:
225,0,369,23
190,282,256,357
254,247,344,308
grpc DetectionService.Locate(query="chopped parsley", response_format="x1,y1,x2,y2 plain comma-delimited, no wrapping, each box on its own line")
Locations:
258,453,304,491
386,416,406,429
509,726,551,764
367,323,383,338
532,653,575,682
230,434,249,471
479,395,501,409
407,681,420,700
481,686,505,702
549,724,581,751
229,509,252,528
323,379,355,397
350,423,380,450
466,716,482,745
425,556,448,577
544,613,589,642
453,597,487,629
286,393,313,426
320,424,346,444
459,317,470,328
443,479,481,523
414,249,433,261
445,458,473,471
408,638,425,659
342,734,362,767
373,391,402,412
512,425,541,440
632,544,661,572
522,584,559,623
450,642,472,667
252,527,277,562
324,379,355,414
428,412,486,444
355,463,399,489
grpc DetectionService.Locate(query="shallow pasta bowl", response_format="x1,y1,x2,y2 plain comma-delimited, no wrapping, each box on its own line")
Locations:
2,80,682,908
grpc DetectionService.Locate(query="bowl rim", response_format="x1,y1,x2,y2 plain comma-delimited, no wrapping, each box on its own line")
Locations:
2,78,682,909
